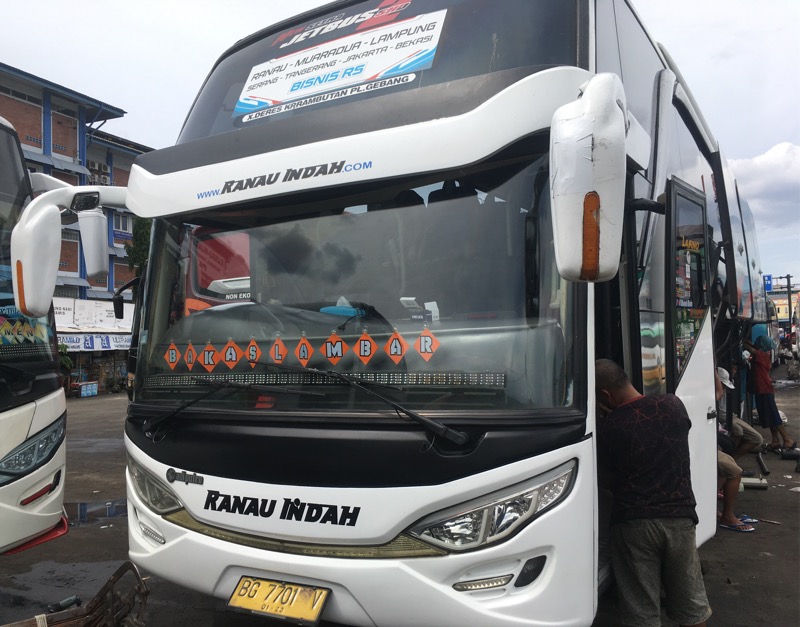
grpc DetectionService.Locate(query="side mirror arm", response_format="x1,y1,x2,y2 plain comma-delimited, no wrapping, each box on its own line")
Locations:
113,276,140,319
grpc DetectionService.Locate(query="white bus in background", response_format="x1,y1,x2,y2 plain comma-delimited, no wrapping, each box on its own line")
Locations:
0,117,72,554
1,116,120,554
13,1,768,623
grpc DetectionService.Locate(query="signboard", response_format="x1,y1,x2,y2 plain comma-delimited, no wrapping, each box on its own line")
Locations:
54,296,134,352
57,333,131,352
54,297,134,330
763,274,772,292
235,9,447,122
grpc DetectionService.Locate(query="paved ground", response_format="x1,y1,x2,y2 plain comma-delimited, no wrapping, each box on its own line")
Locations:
1,366,798,626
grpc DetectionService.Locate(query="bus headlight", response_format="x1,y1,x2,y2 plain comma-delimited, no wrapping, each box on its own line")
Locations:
408,460,576,552
127,455,183,514
0,415,65,487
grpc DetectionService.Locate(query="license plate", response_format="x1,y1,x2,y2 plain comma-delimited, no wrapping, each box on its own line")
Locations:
227,576,330,624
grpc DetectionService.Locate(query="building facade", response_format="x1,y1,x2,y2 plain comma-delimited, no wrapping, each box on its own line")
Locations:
768,289,799,332
1,62,151,392
0,61,151,302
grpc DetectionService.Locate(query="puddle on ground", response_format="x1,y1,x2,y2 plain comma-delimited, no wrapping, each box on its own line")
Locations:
64,498,128,524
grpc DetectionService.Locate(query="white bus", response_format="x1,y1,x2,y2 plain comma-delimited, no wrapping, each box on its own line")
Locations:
0,117,69,553
15,0,768,623
2,116,122,554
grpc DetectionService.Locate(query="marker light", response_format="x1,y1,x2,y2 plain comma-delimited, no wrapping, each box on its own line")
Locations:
128,455,183,514
139,521,167,545
452,575,514,592
409,460,576,552
0,416,65,487
14,261,27,314
580,191,601,281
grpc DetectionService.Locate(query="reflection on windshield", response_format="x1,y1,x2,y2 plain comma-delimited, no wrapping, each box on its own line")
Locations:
137,154,578,415
0,128,55,368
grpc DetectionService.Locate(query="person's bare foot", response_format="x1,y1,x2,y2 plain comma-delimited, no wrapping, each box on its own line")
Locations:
719,519,755,532
719,514,743,527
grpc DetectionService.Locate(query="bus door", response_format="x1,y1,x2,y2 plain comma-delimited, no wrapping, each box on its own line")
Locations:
611,176,717,544
665,178,717,543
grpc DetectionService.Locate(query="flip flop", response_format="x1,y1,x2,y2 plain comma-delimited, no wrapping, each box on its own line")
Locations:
719,522,755,533
736,514,759,524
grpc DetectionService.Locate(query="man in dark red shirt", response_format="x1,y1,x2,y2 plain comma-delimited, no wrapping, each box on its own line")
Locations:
595,358,710,627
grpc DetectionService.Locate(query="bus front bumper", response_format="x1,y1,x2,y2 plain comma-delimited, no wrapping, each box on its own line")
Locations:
0,443,66,554
127,443,598,626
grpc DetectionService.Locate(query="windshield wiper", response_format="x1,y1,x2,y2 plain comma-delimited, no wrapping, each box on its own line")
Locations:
255,361,468,446
139,378,325,440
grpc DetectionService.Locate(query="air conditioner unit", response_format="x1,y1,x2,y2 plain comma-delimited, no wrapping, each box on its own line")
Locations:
87,160,98,171
100,175,110,185
100,163,110,173
87,174,97,184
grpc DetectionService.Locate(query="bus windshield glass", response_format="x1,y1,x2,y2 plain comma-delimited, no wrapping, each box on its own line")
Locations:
137,152,579,416
179,0,579,142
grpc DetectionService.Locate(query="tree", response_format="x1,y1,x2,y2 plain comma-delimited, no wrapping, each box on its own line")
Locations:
124,216,152,277
58,343,73,374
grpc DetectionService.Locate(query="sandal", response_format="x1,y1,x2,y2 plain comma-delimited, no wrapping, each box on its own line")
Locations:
765,443,782,452
719,522,755,533
783,440,796,450
736,514,759,524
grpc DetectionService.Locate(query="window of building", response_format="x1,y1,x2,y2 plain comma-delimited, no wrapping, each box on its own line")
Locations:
54,285,79,299
113,213,131,233
0,85,42,106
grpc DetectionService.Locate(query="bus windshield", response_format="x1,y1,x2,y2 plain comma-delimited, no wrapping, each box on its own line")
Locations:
136,152,579,415
179,0,580,143
0,123,59,408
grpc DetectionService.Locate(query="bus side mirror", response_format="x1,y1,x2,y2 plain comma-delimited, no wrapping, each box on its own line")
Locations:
11,201,61,318
11,186,128,318
549,73,633,282
112,293,124,319
77,208,109,279
113,276,140,319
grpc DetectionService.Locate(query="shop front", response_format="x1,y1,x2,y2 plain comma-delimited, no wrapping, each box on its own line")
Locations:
54,297,134,396
58,333,131,396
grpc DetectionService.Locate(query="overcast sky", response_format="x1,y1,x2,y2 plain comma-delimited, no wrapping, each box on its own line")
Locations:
3,0,798,284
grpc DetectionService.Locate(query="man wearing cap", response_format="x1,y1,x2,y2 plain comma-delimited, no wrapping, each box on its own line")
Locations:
714,367,758,532
716,366,763,460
